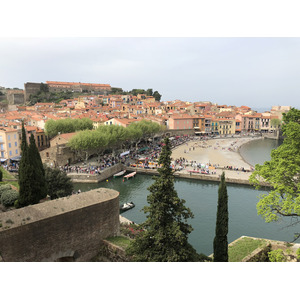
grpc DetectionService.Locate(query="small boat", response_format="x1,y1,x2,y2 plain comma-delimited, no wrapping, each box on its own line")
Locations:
113,170,126,178
124,171,136,179
120,202,135,212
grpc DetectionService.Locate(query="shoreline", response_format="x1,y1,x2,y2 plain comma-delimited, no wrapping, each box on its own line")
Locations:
171,136,262,170
68,137,266,186
237,139,257,168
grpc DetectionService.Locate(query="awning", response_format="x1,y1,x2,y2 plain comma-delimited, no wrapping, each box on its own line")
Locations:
120,150,130,157
138,147,149,152
10,156,21,161
169,137,175,140
0,158,7,162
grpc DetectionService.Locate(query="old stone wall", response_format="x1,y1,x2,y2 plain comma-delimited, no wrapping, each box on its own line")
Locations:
0,188,120,262
93,240,130,262
40,144,78,167
24,82,42,102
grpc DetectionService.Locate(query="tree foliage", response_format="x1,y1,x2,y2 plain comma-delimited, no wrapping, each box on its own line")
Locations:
68,120,162,160
1,189,19,207
28,84,75,105
153,91,162,102
44,165,73,199
110,87,160,98
126,137,203,261
45,118,93,138
68,129,109,161
249,108,300,239
213,172,229,262
18,125,47,207
127,120,161,147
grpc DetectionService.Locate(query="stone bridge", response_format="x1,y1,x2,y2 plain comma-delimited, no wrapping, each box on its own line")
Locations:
0,188,119,262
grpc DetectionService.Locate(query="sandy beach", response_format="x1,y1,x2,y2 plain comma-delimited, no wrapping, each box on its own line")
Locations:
171,137,262,182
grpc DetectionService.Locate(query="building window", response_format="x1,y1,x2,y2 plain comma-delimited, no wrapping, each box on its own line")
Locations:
8,143,11,148
1,152,4,158
15,142,17,147
14,134,17,139
8,135,10,141
9,151,12,156
15,149,18,154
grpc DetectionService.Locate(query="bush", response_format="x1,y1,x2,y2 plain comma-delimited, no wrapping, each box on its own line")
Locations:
1,189,19,207
0,184,12,197
268,249,286,262
0,168,2,181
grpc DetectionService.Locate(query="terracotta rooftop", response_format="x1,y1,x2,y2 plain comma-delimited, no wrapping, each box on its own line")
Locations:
46,81,111,88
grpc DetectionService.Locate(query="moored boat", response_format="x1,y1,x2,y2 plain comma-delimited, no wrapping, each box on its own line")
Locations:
124,171,136,179
113,170,126,177
120,201,135,212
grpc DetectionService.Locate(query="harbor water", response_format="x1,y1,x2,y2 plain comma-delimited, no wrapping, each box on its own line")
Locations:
239,138,282,167
74,138,295,256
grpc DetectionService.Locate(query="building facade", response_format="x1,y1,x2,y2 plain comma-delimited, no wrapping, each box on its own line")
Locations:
0,128,21,161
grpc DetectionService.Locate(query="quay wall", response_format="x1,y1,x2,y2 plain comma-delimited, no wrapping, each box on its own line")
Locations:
124,167,270,187
67,163,124,183
66,163,269,187
0,188,120,262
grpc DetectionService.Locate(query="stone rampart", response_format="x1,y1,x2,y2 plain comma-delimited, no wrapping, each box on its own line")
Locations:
0,188,120,262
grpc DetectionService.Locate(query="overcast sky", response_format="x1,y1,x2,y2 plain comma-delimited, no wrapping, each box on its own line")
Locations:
1,37,300,109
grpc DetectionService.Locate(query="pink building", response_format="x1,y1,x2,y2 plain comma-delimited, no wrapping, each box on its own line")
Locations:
168,115,194,130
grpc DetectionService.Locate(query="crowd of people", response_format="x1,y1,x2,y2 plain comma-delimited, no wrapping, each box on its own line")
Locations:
2,134,256,176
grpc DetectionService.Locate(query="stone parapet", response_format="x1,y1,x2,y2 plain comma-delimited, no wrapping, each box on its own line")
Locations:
0,188,120,262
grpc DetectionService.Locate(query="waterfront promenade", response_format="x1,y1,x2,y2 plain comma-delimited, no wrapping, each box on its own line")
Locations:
66,136,267,186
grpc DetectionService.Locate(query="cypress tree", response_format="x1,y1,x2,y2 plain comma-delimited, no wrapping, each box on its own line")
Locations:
18,122,31,207
18,124,47,207
28,133,47,203
213,171,229,262
127,137,201,261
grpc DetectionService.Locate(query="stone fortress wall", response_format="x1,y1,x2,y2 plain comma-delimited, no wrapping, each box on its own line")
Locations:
0,188,120,262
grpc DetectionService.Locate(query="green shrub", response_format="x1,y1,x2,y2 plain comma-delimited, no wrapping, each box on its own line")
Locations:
296,248,300,261
0,168,2,182
0,184,12,197
1,189,19,207
268,249,286,262
14,199,20,209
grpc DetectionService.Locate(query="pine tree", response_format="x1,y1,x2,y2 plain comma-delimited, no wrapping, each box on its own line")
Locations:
213,171,229,262
127,137,201,261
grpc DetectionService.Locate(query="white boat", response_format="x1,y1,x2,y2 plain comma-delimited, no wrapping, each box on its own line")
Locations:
120,202,135,212
113,170,126,177
124,171,136,179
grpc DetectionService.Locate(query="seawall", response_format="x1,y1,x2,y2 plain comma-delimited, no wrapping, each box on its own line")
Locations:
124,167,269,187
67,163,124,183
66,163,269,187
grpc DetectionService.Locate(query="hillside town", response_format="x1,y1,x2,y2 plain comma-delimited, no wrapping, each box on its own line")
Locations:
0,81,291,166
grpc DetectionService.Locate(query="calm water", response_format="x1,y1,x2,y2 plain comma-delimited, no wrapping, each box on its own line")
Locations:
239,138,282,166
74,138,296,256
